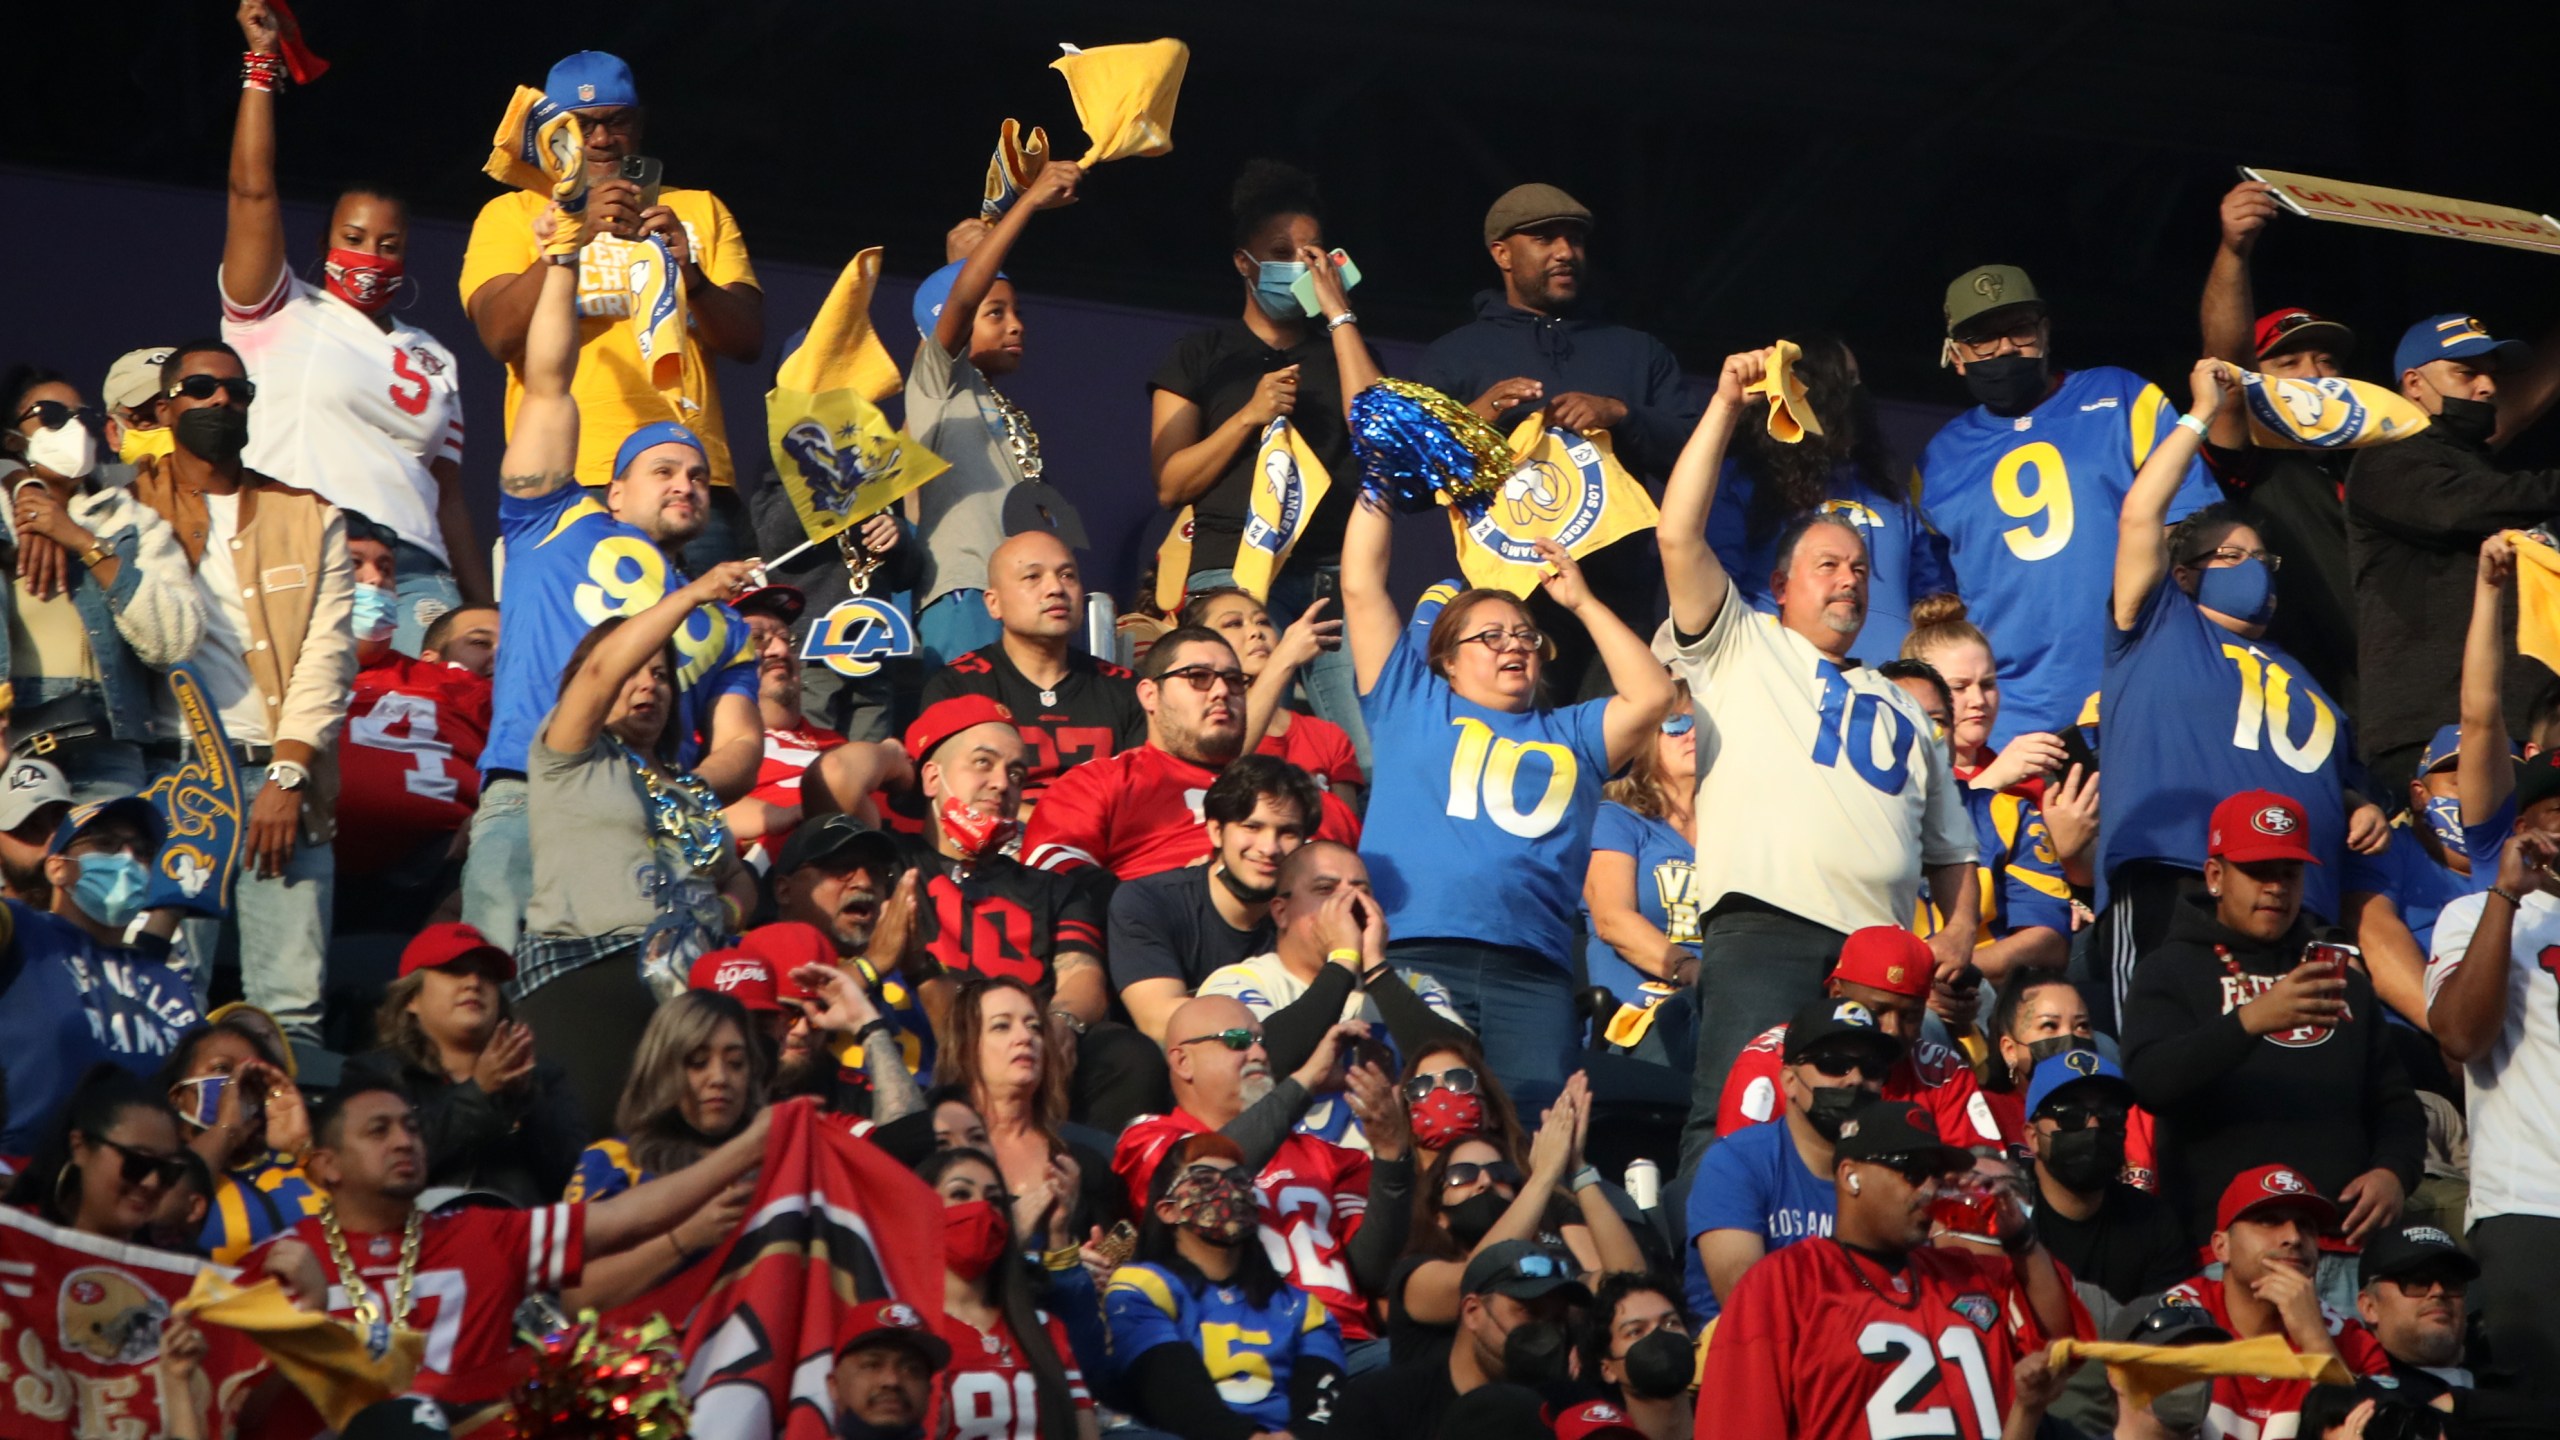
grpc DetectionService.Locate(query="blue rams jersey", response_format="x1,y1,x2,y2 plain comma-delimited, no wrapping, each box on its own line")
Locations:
199,1154,325,1266
2099,578,2355,921
1917,366,2219,745
483,485,758,777
1681,1120,1835,1322
2343,827,2485,957
1104,1262,1343,1431
1582,801,1701,1001
0,900,203,1153
1357,633,1612,963
563,1137,650,1203
1919,788,2074,944
1708,460,1954,668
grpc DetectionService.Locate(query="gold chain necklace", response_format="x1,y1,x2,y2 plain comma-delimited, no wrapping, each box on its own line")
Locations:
320,1200,421,1330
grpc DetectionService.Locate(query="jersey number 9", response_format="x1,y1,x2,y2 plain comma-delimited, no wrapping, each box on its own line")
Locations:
1991,443,2073,562
573,535,741,689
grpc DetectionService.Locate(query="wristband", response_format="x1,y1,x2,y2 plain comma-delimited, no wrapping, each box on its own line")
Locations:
1327,948,1364,968
1326,311,1359,332
2175,413,2210,439
1042,1243,1083,1272
1568,1165,1603,1194
80,542,111,569
2492,886,2524,908
241,52,286,93
1049,1009,1089,1038
850,1016,898,1049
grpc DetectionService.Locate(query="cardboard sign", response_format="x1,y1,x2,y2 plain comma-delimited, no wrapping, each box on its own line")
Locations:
2245,167,2560,255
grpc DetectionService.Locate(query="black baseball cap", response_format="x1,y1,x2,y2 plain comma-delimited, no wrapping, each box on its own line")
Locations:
1831,1097,1970,1175
1461,1240,1590,1303
1782,996,1903,1068
2356,1224,2480,1289
341,1397,451,1440
2516,751,2560,814
2113,1300,2230,1348
771,813,901,877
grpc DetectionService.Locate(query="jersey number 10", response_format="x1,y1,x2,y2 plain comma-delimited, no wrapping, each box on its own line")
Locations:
1810,662,1916,795
2220,644,2336,773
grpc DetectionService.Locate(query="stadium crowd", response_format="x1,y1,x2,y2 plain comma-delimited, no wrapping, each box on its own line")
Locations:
6,5,2560,1439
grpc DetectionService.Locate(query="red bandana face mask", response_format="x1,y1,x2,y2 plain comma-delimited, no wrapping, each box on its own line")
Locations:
1409,1088,1486,1150
324,248,405,313
938,796,1020,861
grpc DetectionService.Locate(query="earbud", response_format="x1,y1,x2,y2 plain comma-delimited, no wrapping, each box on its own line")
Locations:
1848,1174,1861,1195
2208,888,2221,898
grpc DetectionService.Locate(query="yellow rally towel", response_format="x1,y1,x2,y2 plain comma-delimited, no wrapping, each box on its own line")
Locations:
2238,368,2430,450
1050,40,1188,165
2045,1336,2350,1414
769,255,949,546
983,119,1052,220
1448,412,1660,597
175,1272,424,1431
1230,419,1331,600
1746,339,1824,443
1155,509,1197,613
628,232,693,422
2509,531,2560,676
485,87,589,256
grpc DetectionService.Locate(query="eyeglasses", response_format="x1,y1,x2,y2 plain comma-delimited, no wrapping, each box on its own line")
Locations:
576,106,640,135
96,1138,189,1189
1400,1066,1478,1105
1442,1160,1523,1191
1951,319,2043,361
2188,545,2283,572
2039,1101,2129,1131
1173,1027,1264,1052
1458,627,1545,655
1660,713,1695,737
16,401,102,433
1157,665,1248,693
1799,1049,1886,1080
167,374,257,405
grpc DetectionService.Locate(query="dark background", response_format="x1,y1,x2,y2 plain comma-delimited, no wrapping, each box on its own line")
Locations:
8,0,2558,594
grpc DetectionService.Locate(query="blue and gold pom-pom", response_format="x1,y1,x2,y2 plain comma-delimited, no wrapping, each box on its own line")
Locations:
1349,379,1517,514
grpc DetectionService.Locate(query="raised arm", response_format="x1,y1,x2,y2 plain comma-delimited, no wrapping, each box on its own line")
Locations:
2434,838,2545,1062
1301,248,1382,410
544,559,757,757
220,0,291,309
933,162,1081,358
2112,359,2232,630
1243,600,1343,759
1657,350,1764,640
499,226,583,496
1536,538,1672,768
2459,534,2519,824
2199,181,2278,450
1338,494,1401,694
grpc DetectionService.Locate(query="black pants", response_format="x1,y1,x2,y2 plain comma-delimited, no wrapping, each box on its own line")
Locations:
517,955,662,1138
2086,861,2201,1037
1679,901,1845,1173
1522,530,1661,702
2471,1214,2560,1384
1071,1020,1171,1131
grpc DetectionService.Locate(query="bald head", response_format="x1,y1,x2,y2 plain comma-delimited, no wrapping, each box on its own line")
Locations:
982,532,1083,645
1269,840,1375,943
1163,995,1270,1124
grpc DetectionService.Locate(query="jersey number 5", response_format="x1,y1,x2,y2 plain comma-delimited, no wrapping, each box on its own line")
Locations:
1859,1321,1999,1439
389,349,431,418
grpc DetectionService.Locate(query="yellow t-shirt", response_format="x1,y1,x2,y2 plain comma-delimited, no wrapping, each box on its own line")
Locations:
459,187,760,487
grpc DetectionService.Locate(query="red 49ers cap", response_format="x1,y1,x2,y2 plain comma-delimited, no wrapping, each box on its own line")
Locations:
687,947,781,1013
2252,308,2356,363
904,695,1016,766
2207,790,2321,866
2216,1164,2340,1233
1830,926,1935,998
1550,1400,1650,1440
398,922,516,981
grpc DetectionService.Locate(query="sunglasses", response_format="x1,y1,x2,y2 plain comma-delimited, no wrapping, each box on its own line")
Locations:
1173,1026,1263,1052
1156,664,1248,693
1799,1049,1886,1080
1861,1152,1954,1186
2040,1102,2129,1131
1442,1160,1523,1191
16,401,102,433
1500,1251,1565,1280
1660,713,1695,737
1400,1066,1478,1105
97,1138,189,1189
166,374,257,404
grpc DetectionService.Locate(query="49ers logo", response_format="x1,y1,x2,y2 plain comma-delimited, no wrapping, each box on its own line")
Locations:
2251,805,2299,836
2218,969,2349,1047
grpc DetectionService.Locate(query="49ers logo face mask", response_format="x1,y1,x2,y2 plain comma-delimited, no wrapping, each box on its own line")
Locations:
937,796,1020,861
324,248,406,313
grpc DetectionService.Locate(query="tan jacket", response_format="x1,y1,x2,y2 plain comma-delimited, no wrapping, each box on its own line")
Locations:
130,457,356,840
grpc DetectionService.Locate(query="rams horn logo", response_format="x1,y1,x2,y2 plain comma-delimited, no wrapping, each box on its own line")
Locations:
1973,272,2005,300
8,762,46,790
59,1267,167,1365
1830,1000,1874,1026
2251,805,2298,836
2064,1050,2102,1077
802,596,917,680
1467,433,1609,563
781,420,884,519
2262,1169,2309,1195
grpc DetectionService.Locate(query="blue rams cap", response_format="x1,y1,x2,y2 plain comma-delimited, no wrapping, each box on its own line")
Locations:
545,51,638,111
911,261,1006,337
49,796,166,858
2026,1047,2132,1120
613,421,706,480
2392,314,2531,379
2418,722,2519,778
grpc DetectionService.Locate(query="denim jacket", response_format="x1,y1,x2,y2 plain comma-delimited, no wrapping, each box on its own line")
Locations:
0,466,208,743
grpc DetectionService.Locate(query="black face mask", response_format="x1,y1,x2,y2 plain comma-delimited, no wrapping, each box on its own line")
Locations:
2012,1034,2077,1088
834,1415,923,1440
1501,1318,1573,1394
1619,1327,1694,1401
174,407,250,467
1213,863,1276,906
2041,1125,2126,1192
1442,1190,1507,1248
1804,1084,1863,1141
1961,353,2051,416
2432,394,2497,446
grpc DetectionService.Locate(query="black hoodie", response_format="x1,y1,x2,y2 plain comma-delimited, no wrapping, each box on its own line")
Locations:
2119,894,2425,1245
1413,292,1699,483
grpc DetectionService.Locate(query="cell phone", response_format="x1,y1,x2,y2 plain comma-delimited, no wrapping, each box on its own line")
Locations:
619,154,664,212
1348,1036,1396,1076
1310,568,1340,611
2301,940,2360,974
1094,1220,1139,1268
1288,249,1361,317
1949,963,1984,995
2057,722,2101,780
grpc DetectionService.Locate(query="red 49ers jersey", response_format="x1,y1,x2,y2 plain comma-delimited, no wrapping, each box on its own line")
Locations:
1700,1239,2058,1440
2163,1272,2391,1439
931,1309,1094,1440
920,645,1146,803
1718,1023,2013,1150
336,653,491,875
266,1201,585,1405
1112,1109,1377,1340
1025,745,1360,881
903,843,1105,987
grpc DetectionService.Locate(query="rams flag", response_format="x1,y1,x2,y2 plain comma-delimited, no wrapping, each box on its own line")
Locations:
143,665,244,917
1232,418,1331,600
1050,40,1188,165
982,118,1051,220
2239,368,2430,450
1448,413,1660,597
768,247,948,545
629,233,695,422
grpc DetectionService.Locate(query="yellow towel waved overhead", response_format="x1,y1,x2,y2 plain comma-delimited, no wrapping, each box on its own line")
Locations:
484,85,579,194
1156,509,1198,613
2045,1335,2350,1415
628,233,693,422
1050,40,1189,165
775,247,905,404
768,255,948,546
983,119,1053,220
2508,530,2560,676
175,1272,424,1431
2238,368,2431,450
1745,339,1824,443
1448,412,1660,598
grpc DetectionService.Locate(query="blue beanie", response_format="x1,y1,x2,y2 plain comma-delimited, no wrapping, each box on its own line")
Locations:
613,421,706,479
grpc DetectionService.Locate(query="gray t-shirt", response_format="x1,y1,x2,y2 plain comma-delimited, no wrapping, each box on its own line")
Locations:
907,337,1033,609
524,706,736,952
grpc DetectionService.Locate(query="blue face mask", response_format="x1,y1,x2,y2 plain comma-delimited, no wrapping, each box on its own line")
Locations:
72,852,149,931
2423,793,2465,854
2193,555,2275,626
1250,259,1308,319
351,583,398,642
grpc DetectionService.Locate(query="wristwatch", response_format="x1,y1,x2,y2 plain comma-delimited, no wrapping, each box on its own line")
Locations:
266,759,310,792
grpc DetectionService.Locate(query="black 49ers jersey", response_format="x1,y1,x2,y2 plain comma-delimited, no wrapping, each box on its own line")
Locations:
920,644,1146,801
900,839,1106,989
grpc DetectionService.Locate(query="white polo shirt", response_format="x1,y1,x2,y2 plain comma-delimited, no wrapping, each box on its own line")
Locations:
2427,890,2560,1222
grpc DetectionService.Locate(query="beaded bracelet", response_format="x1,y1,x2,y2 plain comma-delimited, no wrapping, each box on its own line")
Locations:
242,52,287,93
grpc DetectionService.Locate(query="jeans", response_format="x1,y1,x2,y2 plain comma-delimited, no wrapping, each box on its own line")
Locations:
178,761,332,1044
1389,939,1575,1115
390,539,465,657
1186,564,1370,771
1679,903,1845,1173
460,778,533,953
919,590,1001,669
54,739,147,803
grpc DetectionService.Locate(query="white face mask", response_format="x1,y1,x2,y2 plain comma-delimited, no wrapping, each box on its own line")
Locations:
25,421,96,480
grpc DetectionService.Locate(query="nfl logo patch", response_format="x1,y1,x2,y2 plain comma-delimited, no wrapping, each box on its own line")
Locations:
579,83,597,101
1950,1292,1998,1333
